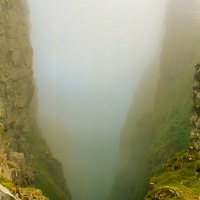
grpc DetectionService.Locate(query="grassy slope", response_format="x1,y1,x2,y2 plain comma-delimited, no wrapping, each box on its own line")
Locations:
145,153,200,200
25,124,71,200
110,1,200,199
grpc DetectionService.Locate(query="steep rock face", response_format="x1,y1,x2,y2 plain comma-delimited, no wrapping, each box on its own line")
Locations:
145,65,200,200
110,0,200,199
190,64,200,153
0,0,34,186
0,0,71,199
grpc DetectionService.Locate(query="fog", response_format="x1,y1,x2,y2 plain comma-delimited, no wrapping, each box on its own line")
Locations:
28,0,168,199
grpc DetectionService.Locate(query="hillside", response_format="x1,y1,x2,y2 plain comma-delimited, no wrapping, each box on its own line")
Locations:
110,0,200,199
145,64,200,200
0,0,71,199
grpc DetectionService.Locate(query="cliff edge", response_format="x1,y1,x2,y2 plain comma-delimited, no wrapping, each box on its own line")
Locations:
145,64,200,200
110,0,200,199
0,0,71,199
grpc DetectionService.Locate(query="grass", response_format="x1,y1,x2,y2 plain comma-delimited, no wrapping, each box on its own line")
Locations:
0,176,47,198
146,162,200,199
25,123,70,200
118,63,197,200
0,121,70,199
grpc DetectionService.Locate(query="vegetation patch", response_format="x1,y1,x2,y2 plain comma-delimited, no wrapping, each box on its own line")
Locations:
25,123,70,200
7,161,15,169
146,153,200,200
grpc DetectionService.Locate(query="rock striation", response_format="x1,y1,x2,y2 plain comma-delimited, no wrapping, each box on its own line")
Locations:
0,0,35,188
0,0,71,199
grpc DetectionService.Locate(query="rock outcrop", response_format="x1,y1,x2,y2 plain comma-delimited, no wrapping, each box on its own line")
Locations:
0,184,15,200
190,64,200,154
0,0,35,188
145,65,200,200
110,0,200,199
0,0,71,199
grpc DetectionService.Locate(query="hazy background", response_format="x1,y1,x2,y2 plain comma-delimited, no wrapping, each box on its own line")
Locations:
28,0,168,199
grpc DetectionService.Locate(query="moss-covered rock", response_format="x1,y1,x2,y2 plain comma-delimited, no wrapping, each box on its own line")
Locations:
145,65,200,200
110,1,200,199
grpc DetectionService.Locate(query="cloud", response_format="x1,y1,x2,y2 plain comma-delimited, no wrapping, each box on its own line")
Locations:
28,0,168,199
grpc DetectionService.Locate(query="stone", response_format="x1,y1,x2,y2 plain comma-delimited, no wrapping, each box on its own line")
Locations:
0,1,71,199
190,64,200,158
0,184,15,200
10,50,22,67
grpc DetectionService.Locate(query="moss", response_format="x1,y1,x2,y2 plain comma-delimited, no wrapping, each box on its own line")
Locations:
146,157,200,199
0,176,48,198
7,161,15,169
2,182,15,191
131,67,194,199
194,160,200,172
0,177,15,191
25,187,43,195
25,123,70,200
173,160,183,170
0,128,6,139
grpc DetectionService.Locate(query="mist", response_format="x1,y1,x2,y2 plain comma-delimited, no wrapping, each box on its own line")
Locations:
28,0,168,199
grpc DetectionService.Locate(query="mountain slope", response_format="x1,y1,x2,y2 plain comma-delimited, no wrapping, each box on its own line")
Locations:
145,64,200,200
0,0,71,199
110,0,200,199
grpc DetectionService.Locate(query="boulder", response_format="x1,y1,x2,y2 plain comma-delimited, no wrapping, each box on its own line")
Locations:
0,184,15,200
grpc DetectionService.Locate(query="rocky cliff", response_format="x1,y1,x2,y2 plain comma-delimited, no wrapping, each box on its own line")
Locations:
145,64,200,200
110,0,200,199
0,0,71,199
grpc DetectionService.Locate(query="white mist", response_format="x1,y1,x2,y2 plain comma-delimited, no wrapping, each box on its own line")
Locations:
28,0,168,199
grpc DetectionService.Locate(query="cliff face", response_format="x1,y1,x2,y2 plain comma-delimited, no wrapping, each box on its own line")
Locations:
145,65,200,200
110,0,200,199
0,0,71,199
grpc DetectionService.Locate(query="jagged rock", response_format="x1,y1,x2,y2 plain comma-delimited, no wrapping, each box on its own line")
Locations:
145,186,181,200
0,0,71,199
16,188,48,200
191,64,200,154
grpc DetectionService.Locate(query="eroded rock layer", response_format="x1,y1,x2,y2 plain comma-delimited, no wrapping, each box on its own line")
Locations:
0,1,71,199
0,0,34,186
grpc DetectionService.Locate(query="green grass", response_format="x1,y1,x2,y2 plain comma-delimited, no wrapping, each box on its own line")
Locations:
24,123,71,200
34,161,68,199
146,158,200,200
119,64,196,200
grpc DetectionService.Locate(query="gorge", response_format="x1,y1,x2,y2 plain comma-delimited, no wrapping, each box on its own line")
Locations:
1,0,200,200
28,0,167,200
0,0,71,199
110,0,200,199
